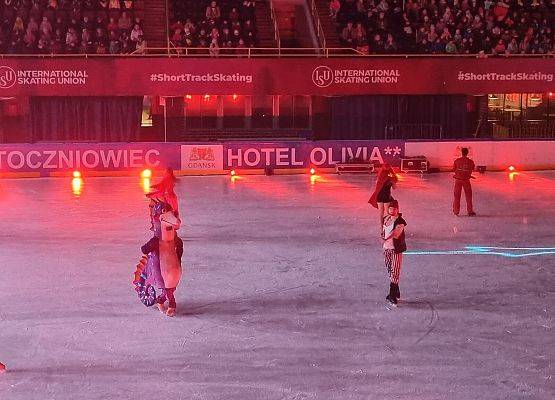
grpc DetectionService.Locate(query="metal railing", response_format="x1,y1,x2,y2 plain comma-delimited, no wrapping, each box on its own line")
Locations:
385,124,444,139
309,0,327,50
0,49,553,58
494,120,555,139
268,0,282,52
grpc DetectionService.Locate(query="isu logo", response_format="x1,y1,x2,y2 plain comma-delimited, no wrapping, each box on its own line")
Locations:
312,66,334,88
189,147,215,162
0,66,17,89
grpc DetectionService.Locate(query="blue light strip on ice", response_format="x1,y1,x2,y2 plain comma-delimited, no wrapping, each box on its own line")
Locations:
405,246,555,258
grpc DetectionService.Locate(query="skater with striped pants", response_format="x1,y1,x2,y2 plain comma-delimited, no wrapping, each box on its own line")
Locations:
381,200,407,306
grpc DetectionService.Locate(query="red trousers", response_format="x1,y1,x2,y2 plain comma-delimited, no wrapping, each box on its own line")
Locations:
453,179,474,214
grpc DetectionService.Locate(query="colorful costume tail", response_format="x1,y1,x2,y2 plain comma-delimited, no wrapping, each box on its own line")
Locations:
133,254,157,307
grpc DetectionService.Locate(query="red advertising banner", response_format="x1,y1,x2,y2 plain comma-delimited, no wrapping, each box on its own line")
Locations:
0,58,553,96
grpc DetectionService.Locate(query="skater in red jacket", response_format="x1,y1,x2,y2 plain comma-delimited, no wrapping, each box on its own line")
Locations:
453,148,476,216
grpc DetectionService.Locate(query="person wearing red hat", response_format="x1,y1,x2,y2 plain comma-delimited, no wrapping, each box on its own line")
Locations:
381,199,407,306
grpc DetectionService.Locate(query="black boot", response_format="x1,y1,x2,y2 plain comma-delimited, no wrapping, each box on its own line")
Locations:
393,283,400,300
386,282,398,305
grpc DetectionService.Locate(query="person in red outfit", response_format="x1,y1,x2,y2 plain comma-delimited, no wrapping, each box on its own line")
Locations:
369,163,398,227
453,147,476,216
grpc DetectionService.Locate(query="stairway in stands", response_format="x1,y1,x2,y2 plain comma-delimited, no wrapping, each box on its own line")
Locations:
312,0,341,48
255,1,278,48
135,0,168,49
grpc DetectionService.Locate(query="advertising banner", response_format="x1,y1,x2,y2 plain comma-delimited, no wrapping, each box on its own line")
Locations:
224,140,405,169
0,143,180,174
0,140,404,174
0,58,553,96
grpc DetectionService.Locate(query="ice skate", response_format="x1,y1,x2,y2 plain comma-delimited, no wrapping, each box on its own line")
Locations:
156,303,166,314
166,307,176,317
0,362,6,373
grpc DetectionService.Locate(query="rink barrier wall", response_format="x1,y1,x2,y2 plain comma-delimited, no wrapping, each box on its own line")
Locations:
0,140,553,178
405,140,555,171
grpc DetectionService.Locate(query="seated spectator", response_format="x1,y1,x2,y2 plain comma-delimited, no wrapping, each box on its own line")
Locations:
130,23,142,43
109,0,120,10
229,7,239,22
107,17,118,32
109,36,121,54
13,17,25,36
40,16,53,39
118,11,132,32
445,40,457,53
123,0,133,9
206,1,221,21
341,21,354,45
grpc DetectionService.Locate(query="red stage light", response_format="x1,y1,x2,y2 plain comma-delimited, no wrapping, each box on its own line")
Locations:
203,95,210,101
230,170,236,176
73,170,81,178
310,168,316,175
141,169,152,179
232,94,238,100
185,95,192,100
508,165,515,172
72,177,83,197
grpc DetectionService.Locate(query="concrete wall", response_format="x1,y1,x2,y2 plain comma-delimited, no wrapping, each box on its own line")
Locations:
405,140,555,171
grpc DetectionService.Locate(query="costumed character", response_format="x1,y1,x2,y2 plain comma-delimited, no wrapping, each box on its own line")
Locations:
146,167,179,219
133,201,183,317
369,163,398,228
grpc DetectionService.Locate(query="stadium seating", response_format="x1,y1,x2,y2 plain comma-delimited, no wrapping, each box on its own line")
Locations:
0,0,142,54
331,0,554,55
169,0,258,54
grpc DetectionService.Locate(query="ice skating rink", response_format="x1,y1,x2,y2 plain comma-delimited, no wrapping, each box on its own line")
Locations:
0,171,553,400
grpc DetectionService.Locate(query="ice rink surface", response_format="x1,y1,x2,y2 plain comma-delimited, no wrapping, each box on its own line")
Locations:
0,171,553,400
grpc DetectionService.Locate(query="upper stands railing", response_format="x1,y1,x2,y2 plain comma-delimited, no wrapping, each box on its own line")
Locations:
309,0,326,50
268,0,281,52
2,48,554,58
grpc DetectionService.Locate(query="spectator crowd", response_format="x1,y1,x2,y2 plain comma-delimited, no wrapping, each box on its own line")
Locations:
0,0,146,54
332,0,555,55
169,0,257,54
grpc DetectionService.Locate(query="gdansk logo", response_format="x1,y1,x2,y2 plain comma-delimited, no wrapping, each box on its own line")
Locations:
0,66,17,89
189,147,216,162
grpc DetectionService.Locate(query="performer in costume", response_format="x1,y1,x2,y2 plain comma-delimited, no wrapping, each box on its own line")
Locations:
147,167,179,217
134,201,183,317
381,200,407,306
369,163,398,228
